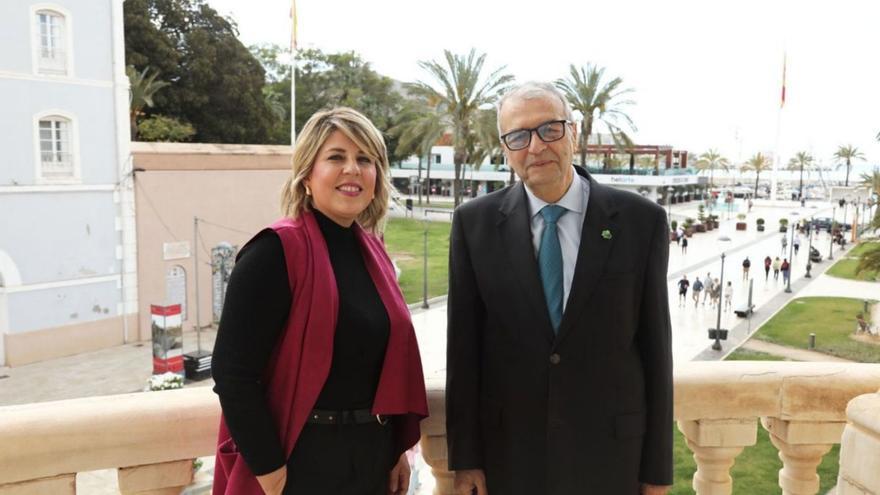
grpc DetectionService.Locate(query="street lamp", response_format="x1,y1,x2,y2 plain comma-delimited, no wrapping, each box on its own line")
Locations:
805,215,814,278
829,206,836,261
666,186,674,223
785,212,798,293
710,235,733,351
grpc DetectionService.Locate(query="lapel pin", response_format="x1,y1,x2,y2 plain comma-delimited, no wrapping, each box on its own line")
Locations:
601,229,612,240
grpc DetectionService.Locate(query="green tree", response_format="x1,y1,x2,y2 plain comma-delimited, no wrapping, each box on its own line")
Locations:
833,145,865,187
856,245,880,276
787,151,814,200
137,115,196,142
555,63,637,169
694,149,730,188
127,65,169,140
390,97,446,205
742,153,772,199
124,0,275,143
250,43,291,144
407,49,513,206
293,48,407,162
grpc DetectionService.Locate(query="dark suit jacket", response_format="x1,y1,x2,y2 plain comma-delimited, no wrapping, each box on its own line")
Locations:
446,167,673,494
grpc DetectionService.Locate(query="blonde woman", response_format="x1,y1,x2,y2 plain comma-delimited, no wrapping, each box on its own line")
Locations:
212,108,428,495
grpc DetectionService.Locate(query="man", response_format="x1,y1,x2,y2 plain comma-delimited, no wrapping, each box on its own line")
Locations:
677,275,689,307
446,82,673,495
691,276,703,308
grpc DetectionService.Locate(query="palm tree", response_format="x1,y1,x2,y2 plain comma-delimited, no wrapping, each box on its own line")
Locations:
555,64,637,169
390,98,446,205
787,151,814,200
741,153,772,199
127,65,170,140
465,109,502,195
407,49,513,206
856,245,880,277
833,145,865,187
694,149,730,188
860,168,880,231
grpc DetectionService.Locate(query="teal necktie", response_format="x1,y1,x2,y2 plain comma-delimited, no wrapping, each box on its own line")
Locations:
539,205,566,333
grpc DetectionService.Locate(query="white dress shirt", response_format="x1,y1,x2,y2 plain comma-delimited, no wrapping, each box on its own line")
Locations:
524,174,590,312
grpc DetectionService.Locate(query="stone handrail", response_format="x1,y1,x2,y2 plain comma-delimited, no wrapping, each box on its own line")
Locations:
1,362,879,494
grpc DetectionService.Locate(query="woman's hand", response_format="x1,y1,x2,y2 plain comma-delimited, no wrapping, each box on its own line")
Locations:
256,465,287,495
388,453,411,495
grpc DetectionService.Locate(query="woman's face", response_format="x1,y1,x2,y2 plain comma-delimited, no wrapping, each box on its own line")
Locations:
305,130,378,226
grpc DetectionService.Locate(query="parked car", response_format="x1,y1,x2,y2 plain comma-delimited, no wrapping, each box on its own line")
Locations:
809,246,823,263
811,217,850,232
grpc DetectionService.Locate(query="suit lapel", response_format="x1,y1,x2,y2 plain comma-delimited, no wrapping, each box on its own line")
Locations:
497,183,556,344
555,174,618,346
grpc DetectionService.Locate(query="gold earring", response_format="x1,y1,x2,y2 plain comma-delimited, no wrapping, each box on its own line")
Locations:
305,184,312,196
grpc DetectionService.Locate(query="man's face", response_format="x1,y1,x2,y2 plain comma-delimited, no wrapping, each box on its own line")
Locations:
499,94,576,202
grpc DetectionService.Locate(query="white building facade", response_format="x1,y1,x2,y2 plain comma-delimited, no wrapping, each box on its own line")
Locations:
0,0,136,366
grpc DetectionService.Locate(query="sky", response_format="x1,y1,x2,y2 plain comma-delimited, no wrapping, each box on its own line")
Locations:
206,0,880,171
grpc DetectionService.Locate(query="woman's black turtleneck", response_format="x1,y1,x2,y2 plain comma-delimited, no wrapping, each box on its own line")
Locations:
212,209,391,475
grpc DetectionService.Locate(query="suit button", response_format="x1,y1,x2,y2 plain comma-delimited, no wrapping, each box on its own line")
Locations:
549,353,561,365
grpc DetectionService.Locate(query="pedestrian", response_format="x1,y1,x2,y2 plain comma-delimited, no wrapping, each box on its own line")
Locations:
793,235,801,255
711,278,722,308
678,275,690,307
681,235,688,254
781,234,788,254
781,258,791,285
692,277,703,307
676,226,684,245
763,255,772,281
703,273,714,305
772,257,781,280
724,281,733,311
742,257,751,281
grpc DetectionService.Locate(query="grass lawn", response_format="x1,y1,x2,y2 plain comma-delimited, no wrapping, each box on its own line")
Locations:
752,297,880,362
724,348,793,361
826,241,880,281
383,218,451,304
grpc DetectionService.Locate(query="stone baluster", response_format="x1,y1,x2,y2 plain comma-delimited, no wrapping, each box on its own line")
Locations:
419,386,454,495
761,417,843,495
836,389,880,494
678,418,758,495
117,459,194,495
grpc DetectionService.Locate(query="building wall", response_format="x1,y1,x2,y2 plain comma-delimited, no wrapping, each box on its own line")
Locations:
0,0,128,366
132,144,291,342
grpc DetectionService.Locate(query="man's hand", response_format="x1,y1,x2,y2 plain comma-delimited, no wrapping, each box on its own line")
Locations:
255,465,286,495
388,453,411,495
640,483,671,495
454,469,487,495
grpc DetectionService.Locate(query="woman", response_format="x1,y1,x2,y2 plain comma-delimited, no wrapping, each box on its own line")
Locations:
211,107,428,495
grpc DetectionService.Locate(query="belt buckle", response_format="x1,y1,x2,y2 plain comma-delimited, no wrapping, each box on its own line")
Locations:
376,414,388,426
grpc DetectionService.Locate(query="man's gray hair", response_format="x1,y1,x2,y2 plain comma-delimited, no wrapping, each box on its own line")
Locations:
496,81,574,136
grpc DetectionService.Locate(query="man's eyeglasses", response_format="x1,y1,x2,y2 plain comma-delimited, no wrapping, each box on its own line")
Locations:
500,120,571,151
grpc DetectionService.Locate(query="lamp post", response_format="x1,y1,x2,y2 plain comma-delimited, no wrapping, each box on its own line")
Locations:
785,212,798,293
829,206,836,261
666,186,674,224
710,235,733,352
805,215,814,278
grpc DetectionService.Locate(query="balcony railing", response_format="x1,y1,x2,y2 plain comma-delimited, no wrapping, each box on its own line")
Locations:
1,362,879,494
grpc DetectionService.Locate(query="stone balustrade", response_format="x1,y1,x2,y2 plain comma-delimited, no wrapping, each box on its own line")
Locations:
1,362,879,494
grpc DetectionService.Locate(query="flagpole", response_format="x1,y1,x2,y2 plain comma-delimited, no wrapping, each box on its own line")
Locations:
290,0,297,146
770,52,786,204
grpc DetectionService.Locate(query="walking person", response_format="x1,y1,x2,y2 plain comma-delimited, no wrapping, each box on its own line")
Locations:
692,277,703,308
780,233,788,255
763,255,772,281
703,274,714,306
772,257,781,280
681,235,688,254
793,235,801,256
711,278,722,308
724,281,733,311
742,257,751,281
781,258,791,285
677,275,690,307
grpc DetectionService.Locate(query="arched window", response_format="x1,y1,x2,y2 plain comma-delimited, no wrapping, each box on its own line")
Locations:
35,9,68,75
37,115,75,180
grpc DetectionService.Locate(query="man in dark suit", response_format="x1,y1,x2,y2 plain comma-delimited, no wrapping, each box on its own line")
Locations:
446,82,673,495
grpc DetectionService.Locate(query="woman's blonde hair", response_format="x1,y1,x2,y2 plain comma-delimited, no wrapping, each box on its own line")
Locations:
281,107,392,232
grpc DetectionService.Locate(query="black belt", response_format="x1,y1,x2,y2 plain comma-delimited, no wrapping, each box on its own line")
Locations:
306,408,389,426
